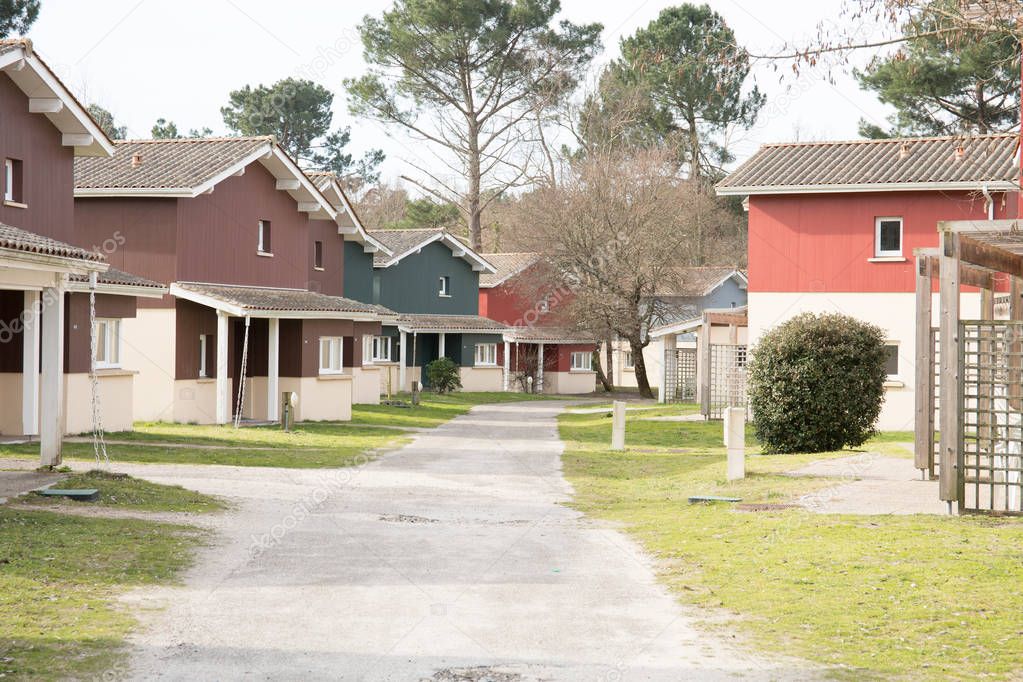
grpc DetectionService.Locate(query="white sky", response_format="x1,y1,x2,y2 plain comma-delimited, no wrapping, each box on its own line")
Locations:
29,0,893,185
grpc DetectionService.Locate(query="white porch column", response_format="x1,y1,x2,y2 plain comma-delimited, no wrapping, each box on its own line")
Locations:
22,291,40,436
399,330,407,391
216,311,230,425
267,318,279,422
438,332,446,358
503,340,511,391
537,342,545,393
39,282,64,466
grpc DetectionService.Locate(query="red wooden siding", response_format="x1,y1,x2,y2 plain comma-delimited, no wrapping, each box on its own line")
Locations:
307,218,344,296
748,190,1014,293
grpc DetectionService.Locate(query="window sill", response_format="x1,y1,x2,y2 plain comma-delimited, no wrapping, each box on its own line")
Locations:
93,367,136,377
438,293,452,298
473,364,500,369
868,256,906,263
366,360,397,366
317,373,352,381
3,200,27,209
313,266,325,272
884,379,905,389
570,369,596,374
257,251,274,258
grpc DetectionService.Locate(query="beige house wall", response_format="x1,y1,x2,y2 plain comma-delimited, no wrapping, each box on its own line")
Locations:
123,308,176,422
172,378,223,424
0,374,23,435
352,366,383,404
280,376,353,422
459,366,503,392
544,370,595,395
64,372,135,435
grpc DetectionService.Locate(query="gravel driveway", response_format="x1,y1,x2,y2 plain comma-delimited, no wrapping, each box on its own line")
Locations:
110,401,812,681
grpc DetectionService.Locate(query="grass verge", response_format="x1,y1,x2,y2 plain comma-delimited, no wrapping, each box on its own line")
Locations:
0,508,205,680
351,391,557,429
559,410,1023,680
18,470,226,513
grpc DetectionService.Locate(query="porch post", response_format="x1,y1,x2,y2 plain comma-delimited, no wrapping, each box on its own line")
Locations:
39,281,65,466
438,332,446,359
267,318,279,422
537,342,544,393
913,254,933,475
938,229,961,511
22,290,40,436
503,340,510,391
399,330,407,391
216,311,230,425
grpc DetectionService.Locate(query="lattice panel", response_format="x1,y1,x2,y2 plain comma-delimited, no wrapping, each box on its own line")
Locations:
706,344,748,420
930,327,940,479
959,321,1023,515
663,348,697,403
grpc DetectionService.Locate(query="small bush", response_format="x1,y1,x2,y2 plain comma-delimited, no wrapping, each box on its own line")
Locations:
747,312,887,454
425,357,462,393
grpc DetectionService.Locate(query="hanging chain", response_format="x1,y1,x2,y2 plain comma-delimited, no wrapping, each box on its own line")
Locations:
88,274,109,465
233,317,250,428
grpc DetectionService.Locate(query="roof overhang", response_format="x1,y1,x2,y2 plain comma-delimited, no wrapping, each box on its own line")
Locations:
716,181,1019,197
312,175,393,255
0,44,114,157
169,283,389,321
66,280,167,299
376,232,496,272
0,247,107,276
479,256,542,289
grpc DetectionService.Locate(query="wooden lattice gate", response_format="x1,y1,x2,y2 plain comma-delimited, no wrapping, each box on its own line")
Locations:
663,348,697,403
701,343,748,420
957,320,1023,514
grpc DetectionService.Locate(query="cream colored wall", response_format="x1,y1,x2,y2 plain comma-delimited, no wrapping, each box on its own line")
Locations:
63,372,134,435
458,366,504,392
172,379,223,424
352,366,383,404
370,363,402,400
281,376,353,422
602,340,663,390
0,373,23,435
545,371,595,395
122,308,176,422
242,377,270,420
748,291,981,432
402,367,423,393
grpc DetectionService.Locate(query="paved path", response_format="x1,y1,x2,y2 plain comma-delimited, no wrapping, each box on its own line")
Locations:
105,401,810,681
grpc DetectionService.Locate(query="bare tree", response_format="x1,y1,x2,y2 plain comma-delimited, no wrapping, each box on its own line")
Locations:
523,148,726,398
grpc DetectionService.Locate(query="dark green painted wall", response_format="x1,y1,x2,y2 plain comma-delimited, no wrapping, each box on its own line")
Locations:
343,241,376,303
375,241,479,314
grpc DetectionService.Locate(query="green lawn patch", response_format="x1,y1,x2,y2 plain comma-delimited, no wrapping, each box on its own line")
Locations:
19,470,225,513
352,391,557,429
0,508,205,680
559,411,1023,680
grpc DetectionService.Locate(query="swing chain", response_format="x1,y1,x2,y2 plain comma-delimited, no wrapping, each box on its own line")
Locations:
88,273,109,465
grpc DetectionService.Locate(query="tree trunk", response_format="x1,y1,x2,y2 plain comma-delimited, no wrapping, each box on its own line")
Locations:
468,134,483,250
592,347,612,392
604,338,615,391
629,333,654,399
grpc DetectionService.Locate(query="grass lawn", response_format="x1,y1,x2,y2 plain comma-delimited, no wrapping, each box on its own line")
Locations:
559,411,1023,680
0,508,205,680
351,391,558,429
18,470,226,513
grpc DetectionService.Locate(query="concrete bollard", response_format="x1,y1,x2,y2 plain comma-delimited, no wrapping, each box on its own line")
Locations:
726,407,745,481
611,400,626,451
723,408,731,447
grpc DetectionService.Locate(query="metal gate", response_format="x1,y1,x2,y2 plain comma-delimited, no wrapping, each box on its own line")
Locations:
663,348,697,403
703,344,748,420
958,321,1023,514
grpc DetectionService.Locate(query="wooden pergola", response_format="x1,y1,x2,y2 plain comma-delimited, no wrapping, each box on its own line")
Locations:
915,218,1023,515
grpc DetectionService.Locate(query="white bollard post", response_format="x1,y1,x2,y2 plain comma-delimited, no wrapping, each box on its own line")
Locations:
723,408,731,447
611,400,626,451
726,407,745,481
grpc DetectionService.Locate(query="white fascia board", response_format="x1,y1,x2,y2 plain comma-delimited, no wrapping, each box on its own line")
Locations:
66,281,169,298
649,317,702,338
440,233,496,273
169,284,246,316
715,180,1019,197
75,187,195,198
702,270,748,296
263,147,336,219
0,247,107,275
192,144,275,197
380,232,446,267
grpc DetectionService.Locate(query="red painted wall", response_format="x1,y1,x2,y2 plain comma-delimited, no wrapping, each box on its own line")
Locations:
307,218,345,297
748,190,1015,293
480,263,578,326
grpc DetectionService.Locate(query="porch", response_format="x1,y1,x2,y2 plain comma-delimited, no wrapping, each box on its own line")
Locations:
502,328,597,394
393,314,509,392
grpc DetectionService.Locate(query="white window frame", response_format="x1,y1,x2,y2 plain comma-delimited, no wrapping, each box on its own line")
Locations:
319,336,344,374
371,335,392,362
570,351,592,372
4,158,13,202
257,219,272,255
874,216,903,258
199,334,209,377
438,275,451,297
623,350,634,369
93,318,121,369
883,342,901,381
538,295,550,313
474,342,497,367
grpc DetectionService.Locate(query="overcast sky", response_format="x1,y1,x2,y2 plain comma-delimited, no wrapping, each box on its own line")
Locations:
30,0,893,185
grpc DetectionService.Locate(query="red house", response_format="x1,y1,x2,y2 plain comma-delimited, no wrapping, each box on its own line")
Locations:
479,252,596,394
717,133,1020,429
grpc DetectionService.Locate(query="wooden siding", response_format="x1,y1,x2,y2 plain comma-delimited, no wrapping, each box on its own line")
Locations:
174,299,220,380
308,218,344,296
748,190,1012,293
343,241,375,302
0,73,76,242
376,241,480,315
64,293,137,374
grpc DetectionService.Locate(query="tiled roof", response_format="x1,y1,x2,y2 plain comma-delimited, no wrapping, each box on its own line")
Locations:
173,282,395,316
368,228,446,266
69,267,164,289
505,326,596,344
396,314,508,333
0,223,104,262
75,137,272,191
0,39,28,56
479,252,542,288
717,133,1020,194
653,267,745,298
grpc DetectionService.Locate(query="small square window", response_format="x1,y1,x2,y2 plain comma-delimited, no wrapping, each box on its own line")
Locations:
314,240,324,269
439,275,451,297
571,351,591,371
258,220,272,254
93,319,121,368
4,158,23,203
319,336,343,374
875,217,902,257
370,335,391,362
623,350,634,369
475,343,497,366
884,344,899,379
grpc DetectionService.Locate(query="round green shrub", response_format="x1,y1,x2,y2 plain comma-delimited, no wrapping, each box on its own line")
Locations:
425,357,462,394
747,312,887,454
